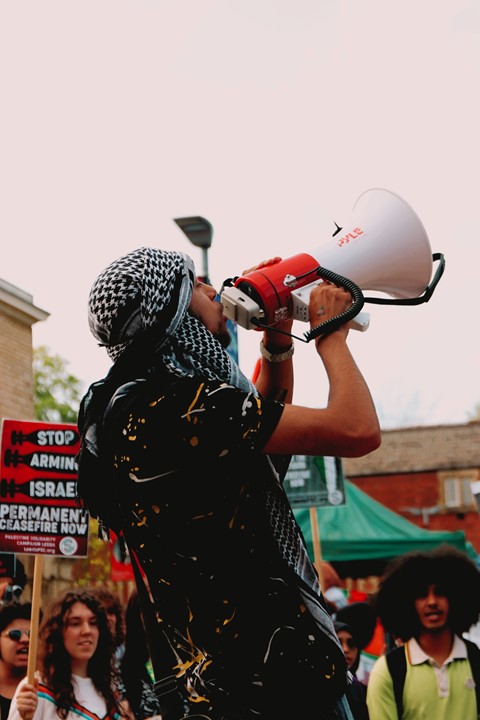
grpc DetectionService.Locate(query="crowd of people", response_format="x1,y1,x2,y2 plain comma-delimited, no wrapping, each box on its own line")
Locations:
1,545,480,720
0,585,162,720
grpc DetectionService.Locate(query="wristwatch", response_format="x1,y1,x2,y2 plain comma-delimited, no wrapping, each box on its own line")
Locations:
259,340,295,363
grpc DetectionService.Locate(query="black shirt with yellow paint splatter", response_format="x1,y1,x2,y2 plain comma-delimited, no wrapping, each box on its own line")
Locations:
103,373,348,719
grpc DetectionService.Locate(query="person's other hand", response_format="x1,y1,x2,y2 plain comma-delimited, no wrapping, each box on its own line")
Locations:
309,282,352,340
241,257,283,275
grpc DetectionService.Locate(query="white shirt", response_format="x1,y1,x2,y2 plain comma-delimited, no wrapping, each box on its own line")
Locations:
8,674,111,720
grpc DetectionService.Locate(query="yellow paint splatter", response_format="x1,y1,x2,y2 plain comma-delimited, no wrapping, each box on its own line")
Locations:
185,384,205,422
148,395,165,407
222,610,236,626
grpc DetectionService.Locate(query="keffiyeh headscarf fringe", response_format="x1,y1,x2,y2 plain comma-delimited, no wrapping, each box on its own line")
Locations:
88,247,256,394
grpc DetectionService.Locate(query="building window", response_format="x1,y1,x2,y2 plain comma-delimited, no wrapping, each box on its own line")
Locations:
440,471,479,511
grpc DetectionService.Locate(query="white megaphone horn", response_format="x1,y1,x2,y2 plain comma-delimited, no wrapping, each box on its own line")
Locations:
220,188,445,343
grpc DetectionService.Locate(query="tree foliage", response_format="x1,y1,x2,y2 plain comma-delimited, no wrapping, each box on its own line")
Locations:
33,345,83,423
71,518,112,585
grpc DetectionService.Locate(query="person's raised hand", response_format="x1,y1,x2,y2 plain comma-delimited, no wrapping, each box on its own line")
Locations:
309,282,352,341
241,257,283,275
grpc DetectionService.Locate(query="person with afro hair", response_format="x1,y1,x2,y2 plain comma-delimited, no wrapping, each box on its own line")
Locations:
367,544,480,720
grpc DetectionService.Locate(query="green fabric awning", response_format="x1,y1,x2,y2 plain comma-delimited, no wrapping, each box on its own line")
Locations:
294,480,476,578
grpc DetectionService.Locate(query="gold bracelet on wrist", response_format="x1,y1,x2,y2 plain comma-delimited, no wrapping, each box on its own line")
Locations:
259,340,294,363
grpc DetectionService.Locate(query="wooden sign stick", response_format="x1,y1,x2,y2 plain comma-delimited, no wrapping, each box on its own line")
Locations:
27,554,44,684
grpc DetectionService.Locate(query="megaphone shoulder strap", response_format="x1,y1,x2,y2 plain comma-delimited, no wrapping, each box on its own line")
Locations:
365,253,445,306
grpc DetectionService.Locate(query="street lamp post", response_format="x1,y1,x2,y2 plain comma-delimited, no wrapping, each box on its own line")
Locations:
173,216,213,284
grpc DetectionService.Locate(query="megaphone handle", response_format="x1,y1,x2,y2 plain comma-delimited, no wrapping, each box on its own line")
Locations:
348,311,370,332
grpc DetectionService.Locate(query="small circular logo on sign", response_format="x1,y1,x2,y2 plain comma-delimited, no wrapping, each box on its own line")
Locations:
328,490,344,505
59,537,78,556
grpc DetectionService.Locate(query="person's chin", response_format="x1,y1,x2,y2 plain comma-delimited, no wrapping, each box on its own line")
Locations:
216,328,232,349
423,619,446,632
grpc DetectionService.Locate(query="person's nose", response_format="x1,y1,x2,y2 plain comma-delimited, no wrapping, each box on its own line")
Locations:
199,283,218,302
205,284,218,300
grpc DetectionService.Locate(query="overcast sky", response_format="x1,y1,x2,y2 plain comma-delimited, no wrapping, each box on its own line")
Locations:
1,0,479,429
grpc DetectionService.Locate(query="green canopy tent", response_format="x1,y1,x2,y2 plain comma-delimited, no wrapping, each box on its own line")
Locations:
294,480,477,579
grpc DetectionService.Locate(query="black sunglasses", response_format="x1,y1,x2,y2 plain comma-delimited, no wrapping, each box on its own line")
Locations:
343,637,357,649
2,629,31,641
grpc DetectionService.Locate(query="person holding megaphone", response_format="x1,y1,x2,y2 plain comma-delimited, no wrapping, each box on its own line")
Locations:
76,246,381,720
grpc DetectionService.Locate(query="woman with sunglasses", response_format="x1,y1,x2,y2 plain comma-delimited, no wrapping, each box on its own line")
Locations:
0,602,32,720
8,589,128,720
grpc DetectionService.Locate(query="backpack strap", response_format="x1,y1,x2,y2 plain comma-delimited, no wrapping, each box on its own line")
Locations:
385,645,407,720
464,638,480,718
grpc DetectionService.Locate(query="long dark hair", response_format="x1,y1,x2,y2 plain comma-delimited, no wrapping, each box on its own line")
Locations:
38,589,122,719
91,587,125,650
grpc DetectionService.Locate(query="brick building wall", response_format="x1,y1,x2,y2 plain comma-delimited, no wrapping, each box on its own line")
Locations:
344,422,480,555
0,278,49,421
347,472,480,553
0,312,36,420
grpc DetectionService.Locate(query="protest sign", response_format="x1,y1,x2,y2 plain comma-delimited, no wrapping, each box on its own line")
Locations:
0,418,88,557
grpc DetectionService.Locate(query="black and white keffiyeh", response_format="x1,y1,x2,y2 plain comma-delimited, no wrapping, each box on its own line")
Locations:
88,247,256,394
